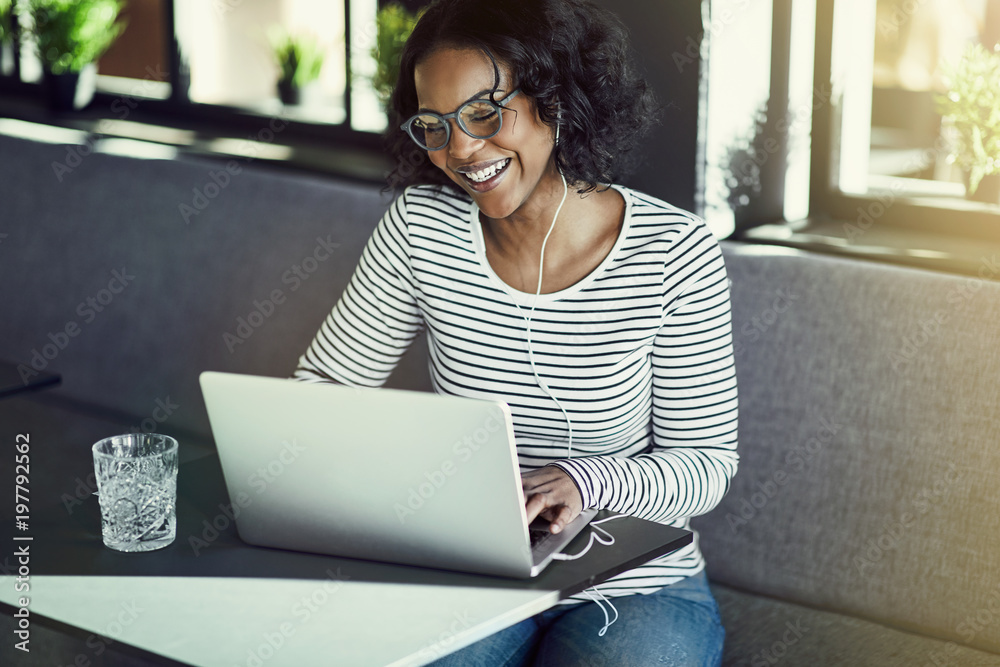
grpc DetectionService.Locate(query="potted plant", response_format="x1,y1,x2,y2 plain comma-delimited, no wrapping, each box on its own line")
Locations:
22,0,126,111
0,0,11,43
370,2,421,108
268,27,325,106
1,0,15,72
936,42,1000,204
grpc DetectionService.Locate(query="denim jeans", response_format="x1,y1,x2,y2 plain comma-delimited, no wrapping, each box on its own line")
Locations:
427,569,725,667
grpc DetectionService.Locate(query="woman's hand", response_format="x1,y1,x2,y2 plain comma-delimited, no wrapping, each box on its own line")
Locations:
521,466,583,534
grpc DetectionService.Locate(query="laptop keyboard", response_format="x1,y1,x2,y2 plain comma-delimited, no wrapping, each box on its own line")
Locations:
530,527,551,548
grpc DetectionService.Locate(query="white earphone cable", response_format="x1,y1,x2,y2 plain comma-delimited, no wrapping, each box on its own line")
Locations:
549,520,615,561
583,587,619,637
510,166,575,458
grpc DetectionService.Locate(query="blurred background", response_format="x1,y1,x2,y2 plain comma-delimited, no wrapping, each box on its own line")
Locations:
1,0,999,261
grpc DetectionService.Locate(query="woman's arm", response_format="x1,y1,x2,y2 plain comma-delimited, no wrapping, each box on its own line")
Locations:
293,193,424,386
550,232,739,523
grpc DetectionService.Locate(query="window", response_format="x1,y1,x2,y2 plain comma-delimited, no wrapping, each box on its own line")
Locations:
174,0,349,126
814,0,1000,234
832,0,1000,202
98,0,170,100
703,0,1000,271
0,0,413,159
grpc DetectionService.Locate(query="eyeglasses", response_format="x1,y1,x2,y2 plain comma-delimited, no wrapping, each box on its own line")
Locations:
400,90,521,151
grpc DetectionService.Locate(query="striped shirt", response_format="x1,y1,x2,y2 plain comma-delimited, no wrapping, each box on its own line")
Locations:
294,184,739,599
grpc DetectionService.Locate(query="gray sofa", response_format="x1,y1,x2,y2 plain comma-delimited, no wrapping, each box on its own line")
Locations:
3,132,1000,665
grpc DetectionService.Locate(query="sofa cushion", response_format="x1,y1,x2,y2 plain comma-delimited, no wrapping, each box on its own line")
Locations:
0,134,432,443
712,581,1000,666
693,243,1000,654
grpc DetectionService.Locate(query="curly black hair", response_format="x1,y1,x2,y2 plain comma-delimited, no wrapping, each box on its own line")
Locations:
385,0,659,194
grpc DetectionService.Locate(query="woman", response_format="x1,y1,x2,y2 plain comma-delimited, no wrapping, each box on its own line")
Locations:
294,0,738,664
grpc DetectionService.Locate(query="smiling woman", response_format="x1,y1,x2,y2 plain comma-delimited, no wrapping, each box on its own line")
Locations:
414,47,561,223
385,0,657,195
292,1,738,665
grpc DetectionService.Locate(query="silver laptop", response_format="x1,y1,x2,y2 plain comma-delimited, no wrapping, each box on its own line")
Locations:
199,371,598,578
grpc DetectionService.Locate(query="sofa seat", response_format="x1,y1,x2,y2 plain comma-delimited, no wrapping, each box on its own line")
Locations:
713,582,1000,666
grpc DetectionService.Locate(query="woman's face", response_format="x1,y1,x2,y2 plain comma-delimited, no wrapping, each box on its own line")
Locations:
413,47,559,221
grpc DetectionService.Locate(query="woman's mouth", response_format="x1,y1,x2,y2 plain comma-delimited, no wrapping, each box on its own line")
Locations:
458,158,511,192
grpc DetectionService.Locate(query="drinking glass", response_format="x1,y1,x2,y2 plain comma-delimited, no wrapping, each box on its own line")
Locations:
92,433,178,552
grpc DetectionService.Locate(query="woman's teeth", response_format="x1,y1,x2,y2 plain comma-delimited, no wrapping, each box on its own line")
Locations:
464,159,509,183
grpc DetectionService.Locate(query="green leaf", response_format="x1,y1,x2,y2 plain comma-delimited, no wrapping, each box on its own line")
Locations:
268,26,325,88
936,42,1000,191
0,0,12,45
22,0,126,74
370,2,422,106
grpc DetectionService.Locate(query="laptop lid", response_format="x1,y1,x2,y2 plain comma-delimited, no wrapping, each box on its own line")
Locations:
199,371,575,578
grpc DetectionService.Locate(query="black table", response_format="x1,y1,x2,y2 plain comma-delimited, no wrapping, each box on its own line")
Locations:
0,452,692,666
0,357,61,399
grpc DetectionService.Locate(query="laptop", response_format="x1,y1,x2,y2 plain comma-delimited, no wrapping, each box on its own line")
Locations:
199,371,598,578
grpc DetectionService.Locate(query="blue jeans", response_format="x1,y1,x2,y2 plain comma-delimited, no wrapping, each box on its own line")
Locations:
428,570,724,666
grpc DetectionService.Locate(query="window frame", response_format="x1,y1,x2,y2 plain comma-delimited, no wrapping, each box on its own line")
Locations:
0,0,390,173
809,0,1000,240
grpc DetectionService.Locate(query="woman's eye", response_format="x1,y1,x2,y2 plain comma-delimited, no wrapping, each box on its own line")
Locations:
470,110,497,123
416,118,444,132
463,104,499,125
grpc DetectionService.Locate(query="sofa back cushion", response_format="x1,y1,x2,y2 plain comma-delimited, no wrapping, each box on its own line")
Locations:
694,242,1000,652
2,134,431,442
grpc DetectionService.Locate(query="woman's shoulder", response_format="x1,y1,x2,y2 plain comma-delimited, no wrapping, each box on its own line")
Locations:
397,184,474,220
616,185,714,245
617,186,703,226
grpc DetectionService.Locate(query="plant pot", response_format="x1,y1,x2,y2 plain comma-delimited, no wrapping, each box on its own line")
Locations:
277,80,300,106
967,172,1000,205
44,63,97,112
0,42,13,77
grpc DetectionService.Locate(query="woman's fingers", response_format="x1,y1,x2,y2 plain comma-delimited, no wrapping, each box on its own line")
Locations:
521,466,583,533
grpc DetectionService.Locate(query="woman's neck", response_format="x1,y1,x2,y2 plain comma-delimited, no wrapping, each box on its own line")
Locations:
479,184,625,294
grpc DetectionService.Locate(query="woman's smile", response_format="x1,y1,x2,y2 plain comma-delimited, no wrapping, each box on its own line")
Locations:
457,158,511,190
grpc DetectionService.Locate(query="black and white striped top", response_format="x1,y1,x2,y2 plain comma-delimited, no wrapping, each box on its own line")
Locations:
294,184,739,599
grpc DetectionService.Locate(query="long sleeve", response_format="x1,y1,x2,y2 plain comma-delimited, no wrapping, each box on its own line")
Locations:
293,193,424,387
551,225,739,523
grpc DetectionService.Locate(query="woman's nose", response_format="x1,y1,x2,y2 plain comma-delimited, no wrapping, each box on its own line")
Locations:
448,124,485,159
